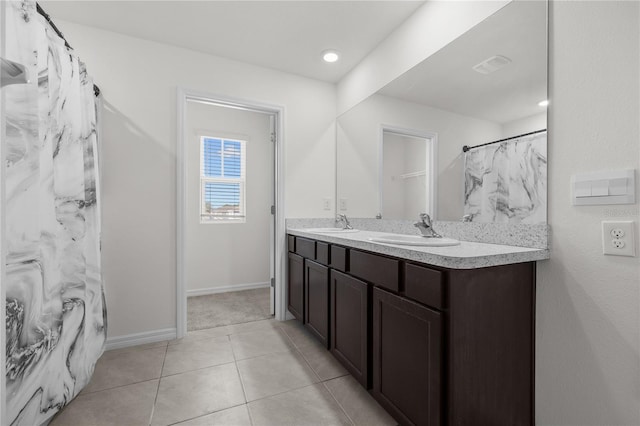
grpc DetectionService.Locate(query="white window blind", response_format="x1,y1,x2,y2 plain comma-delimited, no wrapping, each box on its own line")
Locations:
200,137,246,223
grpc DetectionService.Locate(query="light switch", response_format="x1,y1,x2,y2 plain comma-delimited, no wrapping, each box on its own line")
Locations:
609,178,627,196
574,181,591,197
572,169,635,205
591,180,609,196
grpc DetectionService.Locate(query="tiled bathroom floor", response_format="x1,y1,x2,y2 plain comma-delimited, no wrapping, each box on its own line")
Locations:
50,319,397,426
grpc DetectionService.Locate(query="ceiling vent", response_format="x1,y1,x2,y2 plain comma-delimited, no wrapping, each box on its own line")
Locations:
472,55,511,74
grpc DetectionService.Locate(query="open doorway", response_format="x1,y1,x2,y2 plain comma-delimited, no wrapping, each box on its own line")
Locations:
379,126,437,220
176,90,285,338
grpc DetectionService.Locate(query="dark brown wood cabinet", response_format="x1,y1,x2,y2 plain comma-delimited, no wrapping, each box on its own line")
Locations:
287,252,304,321
304,259,330,347
446,263,534,426
330,270,370,387
372,287,442,426
286,234,535,426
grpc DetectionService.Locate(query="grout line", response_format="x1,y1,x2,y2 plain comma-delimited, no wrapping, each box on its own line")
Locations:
246,403,255,426
167,333,231,349
149,344,169,426
292,344,322,384
159,359,237,379
81,376,162,396
244,382,320,405
281,327,351,382
105,341,170,355
229,339,255,426
234,350,323,405
80,347,169,396
229,333,239,362
321,381,357,426
321,372,351,382
290,346,355,421
164,402,249,426
229,332,251,423
233,346,297,363
168,331,231,346
234,362,253,424
229,328,297,362
233,362,250,411
226,323,283,338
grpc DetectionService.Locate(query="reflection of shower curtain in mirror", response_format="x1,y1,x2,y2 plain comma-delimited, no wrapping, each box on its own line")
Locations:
464,132,547,224
4,1,107,425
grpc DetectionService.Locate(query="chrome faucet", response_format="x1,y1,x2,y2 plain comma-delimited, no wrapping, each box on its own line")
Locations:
336,214,353,230
414,213,441,238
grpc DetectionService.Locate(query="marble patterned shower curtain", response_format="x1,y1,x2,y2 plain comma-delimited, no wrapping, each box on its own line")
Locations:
463,132,547,224
4,1,106,425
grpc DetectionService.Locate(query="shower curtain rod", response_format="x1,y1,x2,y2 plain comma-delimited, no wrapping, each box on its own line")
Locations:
462,129,546,153
36,3,101,97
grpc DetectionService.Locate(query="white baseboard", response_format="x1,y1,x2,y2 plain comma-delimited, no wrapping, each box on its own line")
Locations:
105,327,177,351
187,281,270,298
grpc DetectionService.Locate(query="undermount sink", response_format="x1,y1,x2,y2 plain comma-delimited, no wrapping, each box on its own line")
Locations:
304,227,359,234
369,235,460,247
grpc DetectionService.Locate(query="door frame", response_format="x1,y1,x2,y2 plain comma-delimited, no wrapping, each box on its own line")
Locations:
378,125,438,219
176,88,286,338
0,2,7,422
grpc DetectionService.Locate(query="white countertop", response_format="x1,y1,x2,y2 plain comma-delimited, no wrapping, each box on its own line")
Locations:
287,228,549,270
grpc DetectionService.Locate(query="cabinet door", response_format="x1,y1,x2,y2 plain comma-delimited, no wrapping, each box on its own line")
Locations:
372,287,442,426
330,270,369,388
304,260,329,347
287,252,304,321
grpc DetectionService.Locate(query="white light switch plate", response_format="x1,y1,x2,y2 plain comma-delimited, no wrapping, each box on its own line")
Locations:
602,221,635,257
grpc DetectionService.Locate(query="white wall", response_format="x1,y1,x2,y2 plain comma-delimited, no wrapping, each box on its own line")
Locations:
337,0,510,114
185,101,271,294
57,21,336,338
502,112,547,139
337,93,501,220
536,2,639,424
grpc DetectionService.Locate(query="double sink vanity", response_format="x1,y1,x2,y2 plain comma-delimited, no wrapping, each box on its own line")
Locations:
285,0,550,423
286,223,549,425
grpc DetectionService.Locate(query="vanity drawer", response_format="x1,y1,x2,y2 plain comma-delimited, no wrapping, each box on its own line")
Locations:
295,237,316,259
404,263,444,310
350,250,399,292
330,245,348,272
316,242,330,266
288,235,296,252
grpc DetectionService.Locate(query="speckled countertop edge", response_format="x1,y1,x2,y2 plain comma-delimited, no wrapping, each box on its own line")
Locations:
286,218,550,249
287,228,550,270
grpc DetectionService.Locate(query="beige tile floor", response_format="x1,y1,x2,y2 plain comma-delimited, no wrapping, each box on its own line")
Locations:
50,319,397,426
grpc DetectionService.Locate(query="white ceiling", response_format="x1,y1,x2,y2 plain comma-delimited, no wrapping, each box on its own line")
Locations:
40,0,425,83
378,1,547,124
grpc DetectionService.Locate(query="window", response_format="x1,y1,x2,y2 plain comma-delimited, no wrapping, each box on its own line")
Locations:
200,137,246,223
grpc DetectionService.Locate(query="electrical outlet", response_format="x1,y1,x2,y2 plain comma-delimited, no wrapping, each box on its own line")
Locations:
339,198,348,211
610,228,625,238
612,239,625,249
602,221,635,256
323,198,331,211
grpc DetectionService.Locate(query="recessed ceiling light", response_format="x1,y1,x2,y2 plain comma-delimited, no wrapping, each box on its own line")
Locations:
538,100,549,107
322,50,339,63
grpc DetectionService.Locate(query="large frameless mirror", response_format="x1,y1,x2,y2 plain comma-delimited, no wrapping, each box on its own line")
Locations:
336,0,548,223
